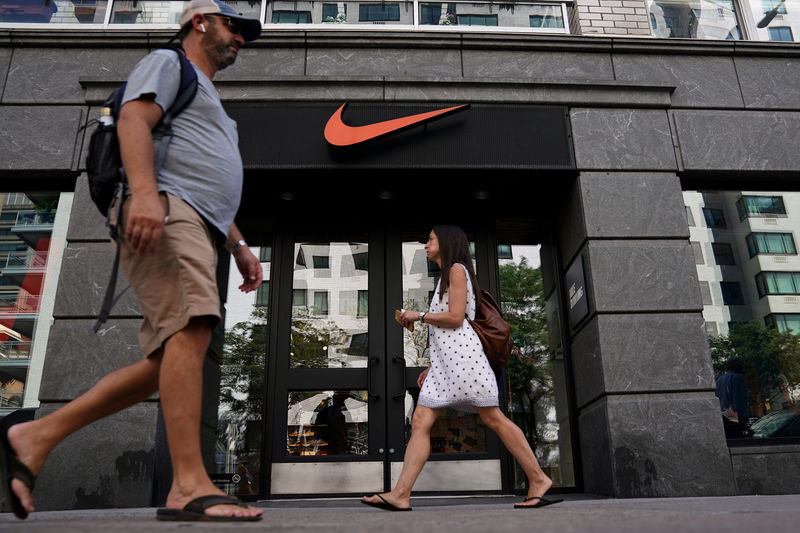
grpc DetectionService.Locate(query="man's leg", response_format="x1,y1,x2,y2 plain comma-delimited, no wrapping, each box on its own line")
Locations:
7,354,162,514
160,317,261,519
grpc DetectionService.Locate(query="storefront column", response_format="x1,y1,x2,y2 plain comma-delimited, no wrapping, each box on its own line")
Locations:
558,171,736,497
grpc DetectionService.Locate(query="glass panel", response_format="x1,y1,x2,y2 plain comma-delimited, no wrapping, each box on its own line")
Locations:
218,244,271,496
745,0,800,42
108,0,261,25
419,2,564,30
647,0,742,40
0,192,59,415
402,391,487,452
686,189,800,443
0,0,109,24
266,0,413,24
287,390,369,455
499,243,575,488
290,239,369,369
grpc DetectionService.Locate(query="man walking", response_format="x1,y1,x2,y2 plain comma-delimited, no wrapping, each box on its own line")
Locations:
1,0,264,521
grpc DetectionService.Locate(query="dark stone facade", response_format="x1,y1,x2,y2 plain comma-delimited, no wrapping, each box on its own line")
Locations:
2,29,799,508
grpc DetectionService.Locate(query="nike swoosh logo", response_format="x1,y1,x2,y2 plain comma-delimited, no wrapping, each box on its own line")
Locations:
324,103,470,147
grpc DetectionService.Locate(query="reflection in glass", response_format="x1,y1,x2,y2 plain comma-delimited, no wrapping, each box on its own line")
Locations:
499,243,574,488
420,2,564,29
401,240,435,368
747,0,799,42
291,240,369,368
267,0,413,24
685,189,800,441
403,391,486,452
108,0,260,25
218,245,271,496
647,0,741,39
0,0,108,24
287,390,369,455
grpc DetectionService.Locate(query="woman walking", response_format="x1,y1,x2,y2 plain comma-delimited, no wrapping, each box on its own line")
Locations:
362,225,561,511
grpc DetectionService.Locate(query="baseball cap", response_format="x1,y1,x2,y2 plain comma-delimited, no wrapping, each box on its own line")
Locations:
179,0,262,42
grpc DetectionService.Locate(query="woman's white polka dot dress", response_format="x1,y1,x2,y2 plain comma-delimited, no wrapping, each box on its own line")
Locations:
417,263,499,411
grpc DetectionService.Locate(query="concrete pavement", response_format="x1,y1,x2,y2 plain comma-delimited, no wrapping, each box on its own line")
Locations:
1,494,798,532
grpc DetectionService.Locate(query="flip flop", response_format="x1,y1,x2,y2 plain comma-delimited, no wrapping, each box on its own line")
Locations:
0,426,36,520
514,496,564,509
361,494,413,512
156,495,262,521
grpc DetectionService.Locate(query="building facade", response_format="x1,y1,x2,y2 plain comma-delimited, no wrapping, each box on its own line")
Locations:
2,0,800,510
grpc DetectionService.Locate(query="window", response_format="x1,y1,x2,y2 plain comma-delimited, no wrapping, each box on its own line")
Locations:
700,281,713,305
765,313,800,334
259,246,272,263
712,243,736,265
703,207,726,228
762,0,787,13
755,272,800,297
706,321,718,336
647,0,741,40
272,11,312,23
357,290,368,317
686,206,695,226
322,3,346,21
721,281,745,305
746,232,796,257
359,3,400,21
457,14,498,26
312,255,330,269
255,281,270,307
736,196,787,220
768,27,794,41
497,244,513,260
352,252,368,271
292,289,306,307
313,291,329,315
528,5,564,28
692,242,704,265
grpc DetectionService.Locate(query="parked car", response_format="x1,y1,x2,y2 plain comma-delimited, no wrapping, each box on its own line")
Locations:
750,410,800,438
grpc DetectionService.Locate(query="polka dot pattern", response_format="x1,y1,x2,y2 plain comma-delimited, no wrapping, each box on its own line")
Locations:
418,264,499,412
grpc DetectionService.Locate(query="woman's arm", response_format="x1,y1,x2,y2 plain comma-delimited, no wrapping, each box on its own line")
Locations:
400,264,468,328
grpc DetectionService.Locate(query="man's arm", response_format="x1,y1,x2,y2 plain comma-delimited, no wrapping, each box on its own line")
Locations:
117,97,165,255
227,222,262,293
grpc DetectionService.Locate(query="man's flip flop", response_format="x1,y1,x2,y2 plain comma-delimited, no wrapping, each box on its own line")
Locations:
156,495,262,521
0,426,36,520
514,496,564,509
361,494,412,512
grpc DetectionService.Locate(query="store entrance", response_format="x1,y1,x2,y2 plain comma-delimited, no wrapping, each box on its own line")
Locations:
265,224,505,496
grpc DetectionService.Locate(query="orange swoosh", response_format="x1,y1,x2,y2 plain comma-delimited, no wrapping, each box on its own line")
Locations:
324,103,470,147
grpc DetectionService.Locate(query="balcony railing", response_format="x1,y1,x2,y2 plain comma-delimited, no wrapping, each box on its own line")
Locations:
3,250,48,271
0,293,41,314
0,340,31,360
13,210,56,229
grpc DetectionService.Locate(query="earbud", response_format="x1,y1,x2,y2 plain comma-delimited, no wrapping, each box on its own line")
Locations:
200,23,206,32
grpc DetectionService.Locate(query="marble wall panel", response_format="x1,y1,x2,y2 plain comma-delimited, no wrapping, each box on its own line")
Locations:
577,398,615,496
67,175,110,242
0,106,84,170
53,243,141,318
34,405,157,510
570,317,604,409
736,57,800,110
306,48,461,78
579,172,689,239
586,240,702,312
214,47,306,80
570,108,677,171
462,51,614,80
39,319,144,401
613,54,742,108
605,393,735,497
3,48,144,104
673,110,800,171
730,445,800,495
0,47,11,99
556,178,587,267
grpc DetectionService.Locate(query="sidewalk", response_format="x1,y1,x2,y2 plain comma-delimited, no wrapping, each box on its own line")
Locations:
1,494,798,532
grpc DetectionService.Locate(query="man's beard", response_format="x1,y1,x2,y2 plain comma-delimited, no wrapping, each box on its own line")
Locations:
207,37,238,70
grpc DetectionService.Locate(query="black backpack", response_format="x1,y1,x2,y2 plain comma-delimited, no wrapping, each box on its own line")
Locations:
84,47,198,332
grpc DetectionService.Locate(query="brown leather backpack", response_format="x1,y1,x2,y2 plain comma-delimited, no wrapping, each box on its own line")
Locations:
468,289,521,372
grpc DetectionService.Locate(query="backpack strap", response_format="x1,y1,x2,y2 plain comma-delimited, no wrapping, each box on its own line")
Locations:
93,48,198,333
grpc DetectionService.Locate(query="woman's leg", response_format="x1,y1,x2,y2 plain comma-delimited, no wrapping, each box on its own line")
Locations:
474,406,552,503
362,405,441,509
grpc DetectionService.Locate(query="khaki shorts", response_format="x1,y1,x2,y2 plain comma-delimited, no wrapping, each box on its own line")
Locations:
117,192,222,357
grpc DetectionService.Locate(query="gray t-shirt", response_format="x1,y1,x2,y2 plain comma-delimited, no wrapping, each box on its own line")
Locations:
121,49,242,238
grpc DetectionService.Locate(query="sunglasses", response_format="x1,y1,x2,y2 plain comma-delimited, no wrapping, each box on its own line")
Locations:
207,14,242,36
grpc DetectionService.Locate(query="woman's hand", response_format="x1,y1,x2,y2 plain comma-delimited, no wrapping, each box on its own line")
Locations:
417,367,430,388
399,309,420,328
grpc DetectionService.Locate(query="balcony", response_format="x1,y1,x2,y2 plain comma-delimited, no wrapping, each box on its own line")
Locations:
11,210,55,247
1,250,48,285
0,340,31,361
0,293,40,337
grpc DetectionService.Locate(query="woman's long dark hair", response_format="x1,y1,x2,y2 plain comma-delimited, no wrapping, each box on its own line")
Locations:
432,225,482,308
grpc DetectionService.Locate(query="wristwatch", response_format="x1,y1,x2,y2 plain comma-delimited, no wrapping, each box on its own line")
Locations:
419,312,426,323
230,239,247,254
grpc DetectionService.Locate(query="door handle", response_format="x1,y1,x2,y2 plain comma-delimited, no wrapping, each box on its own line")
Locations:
368,357,380,399
392,356,407,400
